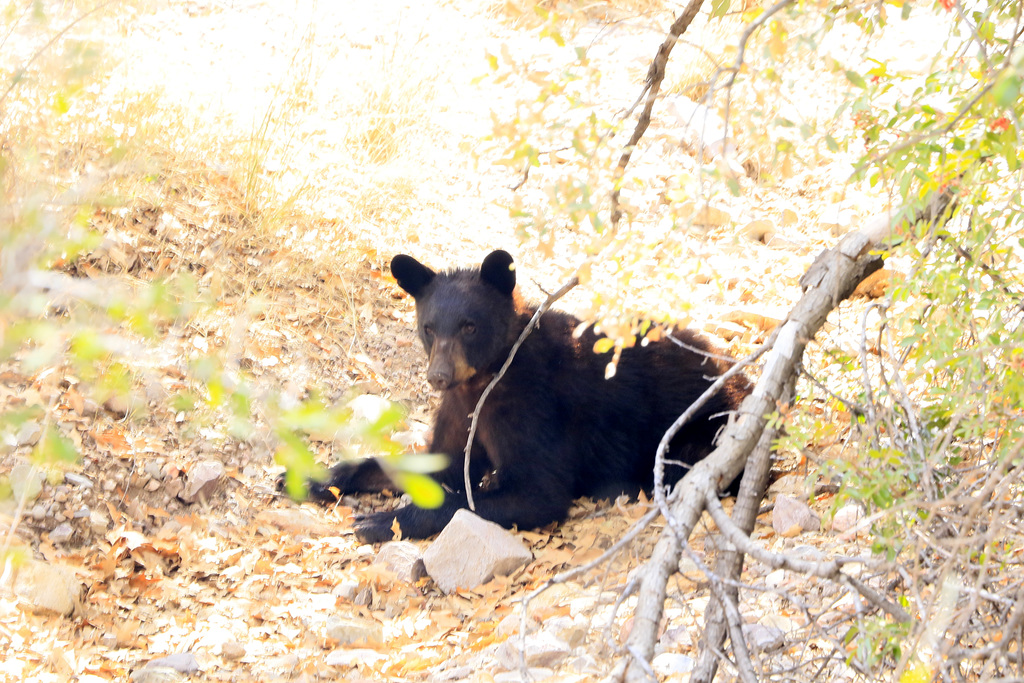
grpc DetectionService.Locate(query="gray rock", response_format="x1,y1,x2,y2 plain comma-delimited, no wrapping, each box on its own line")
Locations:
772,495,820,537
219,641,245,661
765,568,787,589
262,653,300,673
333,579,360,601
832,503,865,533
50,522,74,543
129,668,183,683
164,476,184,499
422,509,532,594
495,631,571,670
65,472,93,489
325,616,383,645
144,461,164,480
496,611,538,638
324,648,384,668
15,421,43,447
10,463,44,501
31,504,47,521
179,460,225,503
743,623,785,652
143,653,199,674
89,509,109,534
660,625,694,650
373,541,426,583
566,653,600,674
12,559,81,615
652,652,695,676
544,615,587,648
430,663,474,681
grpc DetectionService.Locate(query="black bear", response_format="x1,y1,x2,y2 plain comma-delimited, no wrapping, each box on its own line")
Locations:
302,250,751,542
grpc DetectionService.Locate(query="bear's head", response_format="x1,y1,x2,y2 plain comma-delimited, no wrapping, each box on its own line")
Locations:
391,250,519,390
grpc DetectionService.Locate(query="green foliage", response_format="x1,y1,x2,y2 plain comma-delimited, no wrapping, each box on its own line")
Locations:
0,1,444,547
485,0,1022,677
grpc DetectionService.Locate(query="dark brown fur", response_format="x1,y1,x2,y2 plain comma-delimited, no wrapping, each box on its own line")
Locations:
302,251,752,542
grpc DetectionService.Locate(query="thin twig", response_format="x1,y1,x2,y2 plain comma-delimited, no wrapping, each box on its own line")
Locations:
609,0,707,230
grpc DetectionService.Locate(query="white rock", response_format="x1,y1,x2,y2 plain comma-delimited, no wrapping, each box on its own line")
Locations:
12,559,81,615
141,654,199,674
219,641,245,660
772,495,820,537
10,463,44,501
373,541,426,583
326,616,383,645
652,652,695,676
832,503,865,533
179,460,225,503
15,422,43,447
544,615,587,648
743,623,785,652
765,568,787,589
495,631,571,670
422,509,532,594
50,522,74,543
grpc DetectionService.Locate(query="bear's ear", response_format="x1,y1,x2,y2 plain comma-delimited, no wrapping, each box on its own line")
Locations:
391,254,436,298
480,250,516,297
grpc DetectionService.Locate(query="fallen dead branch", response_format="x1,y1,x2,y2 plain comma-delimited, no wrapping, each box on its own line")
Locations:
619,188,957,682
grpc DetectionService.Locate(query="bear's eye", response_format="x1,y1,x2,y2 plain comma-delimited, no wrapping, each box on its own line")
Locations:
424,325,435,339
461,322,476,336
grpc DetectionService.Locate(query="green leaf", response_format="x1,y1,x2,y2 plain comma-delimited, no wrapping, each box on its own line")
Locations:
993,74,1021,108
393,453,449,474
845,70,867,89
711,0,731,18
274,431,324,499
593,337,615,354
34,426,78,464
396,472,445,509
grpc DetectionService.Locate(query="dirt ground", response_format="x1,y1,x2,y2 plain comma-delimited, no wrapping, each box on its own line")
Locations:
0,1,938,681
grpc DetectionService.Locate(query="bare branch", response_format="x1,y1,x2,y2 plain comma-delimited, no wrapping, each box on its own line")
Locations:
610,0,708,230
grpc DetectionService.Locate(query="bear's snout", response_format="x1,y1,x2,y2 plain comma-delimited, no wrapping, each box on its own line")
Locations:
426,338,475,390
427,368,453,391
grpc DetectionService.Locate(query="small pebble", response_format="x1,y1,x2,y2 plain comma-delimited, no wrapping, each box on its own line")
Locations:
65,473,93,489
103,479,117,493
31,504,47,521
50,523,74,543
220,641,245,660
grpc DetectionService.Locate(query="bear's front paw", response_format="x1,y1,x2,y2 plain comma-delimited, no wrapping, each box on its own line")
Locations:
353,512,399,544
277,472,340,502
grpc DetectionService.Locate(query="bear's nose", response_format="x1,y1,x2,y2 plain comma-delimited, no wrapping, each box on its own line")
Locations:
427,373,451,391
